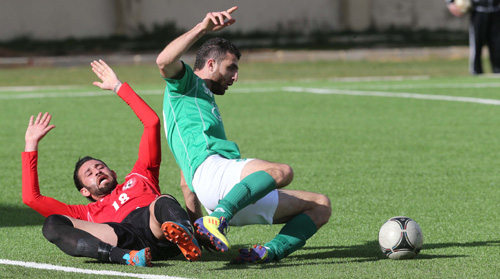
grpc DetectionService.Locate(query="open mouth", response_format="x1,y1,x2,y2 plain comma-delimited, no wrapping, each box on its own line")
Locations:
97,175,108,186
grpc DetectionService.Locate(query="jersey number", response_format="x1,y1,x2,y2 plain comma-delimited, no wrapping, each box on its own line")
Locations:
112,193,130,211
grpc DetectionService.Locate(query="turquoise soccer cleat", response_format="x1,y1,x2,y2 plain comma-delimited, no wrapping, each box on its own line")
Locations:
123,247,153,267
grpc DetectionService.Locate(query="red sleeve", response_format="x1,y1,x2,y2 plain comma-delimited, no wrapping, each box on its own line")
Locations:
22,151,87,219
117,83,161,186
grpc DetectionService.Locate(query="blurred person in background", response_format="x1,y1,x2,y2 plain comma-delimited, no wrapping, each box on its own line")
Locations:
446,0,500,74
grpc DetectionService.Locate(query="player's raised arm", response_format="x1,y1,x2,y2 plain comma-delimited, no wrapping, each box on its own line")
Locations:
91,59,161,170
22,112,84,218
156,6,238,79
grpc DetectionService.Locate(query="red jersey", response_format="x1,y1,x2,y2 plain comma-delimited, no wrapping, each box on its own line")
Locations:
22,83,162,223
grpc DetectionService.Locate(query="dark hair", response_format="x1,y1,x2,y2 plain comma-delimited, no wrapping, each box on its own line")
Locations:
193,37,241,71
73,156,107,202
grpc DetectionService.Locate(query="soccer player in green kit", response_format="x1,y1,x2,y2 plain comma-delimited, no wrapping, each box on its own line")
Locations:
156,6,332,263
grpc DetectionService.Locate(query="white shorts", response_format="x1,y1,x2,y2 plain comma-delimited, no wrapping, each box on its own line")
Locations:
192,155,279,226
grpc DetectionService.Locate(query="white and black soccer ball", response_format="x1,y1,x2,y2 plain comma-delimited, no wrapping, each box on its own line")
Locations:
378,216,423,260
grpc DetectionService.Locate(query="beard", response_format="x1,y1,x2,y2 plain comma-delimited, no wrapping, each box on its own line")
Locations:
90,174,117,197
209,81,226,95
204,72,228,95
97,180,117,196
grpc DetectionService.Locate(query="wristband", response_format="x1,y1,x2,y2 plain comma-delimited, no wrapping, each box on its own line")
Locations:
113,82,122,93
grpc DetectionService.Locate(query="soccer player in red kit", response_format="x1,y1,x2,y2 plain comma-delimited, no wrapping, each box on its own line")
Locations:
22,60,200,267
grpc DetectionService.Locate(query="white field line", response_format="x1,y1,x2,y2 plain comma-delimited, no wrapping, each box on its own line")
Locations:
0,90,163,99
0,259,187,279
0,85,81,92
327,75,430,82
345,82,500,90
2,82,500,106
242,75,430,84
0,88,267,99
283,87,500,105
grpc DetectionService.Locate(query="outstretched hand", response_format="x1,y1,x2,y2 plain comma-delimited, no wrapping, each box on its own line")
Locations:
200,6,238,33
25,112,56,151
91,59,122,92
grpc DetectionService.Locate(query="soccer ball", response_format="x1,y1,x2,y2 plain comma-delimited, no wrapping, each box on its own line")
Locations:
378,216,423,260
455,0,472,14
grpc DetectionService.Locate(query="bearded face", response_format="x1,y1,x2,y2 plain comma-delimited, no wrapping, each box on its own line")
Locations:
209,53,239,95
78,159,118,200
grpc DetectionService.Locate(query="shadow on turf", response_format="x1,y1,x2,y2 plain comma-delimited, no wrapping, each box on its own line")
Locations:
0,204,45,227
67,240,500,268
84,259,173,268
81,240,480,270
210,240,500,270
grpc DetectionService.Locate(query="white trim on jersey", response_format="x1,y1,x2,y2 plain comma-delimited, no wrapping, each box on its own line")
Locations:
193,79,211,151
163,76,212,181
125,172,149,181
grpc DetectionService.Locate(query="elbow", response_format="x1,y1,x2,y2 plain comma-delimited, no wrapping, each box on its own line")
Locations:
151,114,161,129
150,115,162,137
22,192,30,206
23,197,35,209
144,112,161,129
156,57,169,74
156,56,179,78
156,56,164,68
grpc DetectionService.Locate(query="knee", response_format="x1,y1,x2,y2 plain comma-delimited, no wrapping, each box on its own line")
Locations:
152,194,189,225
152,195,181,209
42,215,72,242
314,194,332,228
273,164,294,187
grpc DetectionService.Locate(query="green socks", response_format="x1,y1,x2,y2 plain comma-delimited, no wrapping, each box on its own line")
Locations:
264,213,318,261
209,171,318,262
210,170,276,221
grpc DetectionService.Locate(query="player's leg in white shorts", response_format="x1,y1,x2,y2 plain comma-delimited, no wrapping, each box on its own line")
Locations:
192,155,278,226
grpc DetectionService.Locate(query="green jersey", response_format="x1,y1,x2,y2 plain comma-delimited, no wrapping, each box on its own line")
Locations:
162,62,240,191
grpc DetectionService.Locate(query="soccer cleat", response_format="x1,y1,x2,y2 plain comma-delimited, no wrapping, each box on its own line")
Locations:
194,216,230,252
123,247,153,267
162,221,201,262
236,245,271,264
